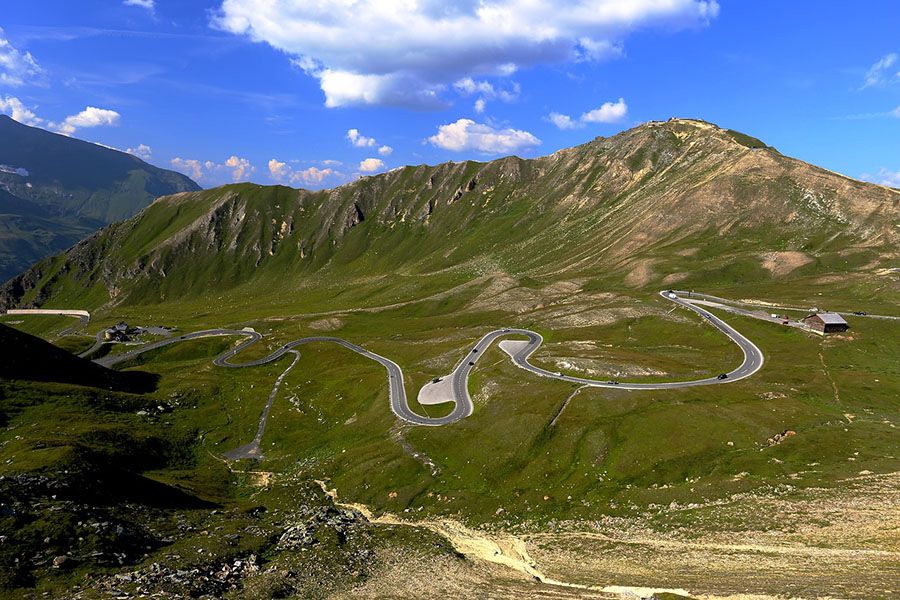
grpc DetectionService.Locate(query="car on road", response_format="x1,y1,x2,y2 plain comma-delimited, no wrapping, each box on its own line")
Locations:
853,311,867,316
431,378,442,383
468,362,475,366
717,373,728,380
472,348,478,353
554,372,562,376
606,380,619,385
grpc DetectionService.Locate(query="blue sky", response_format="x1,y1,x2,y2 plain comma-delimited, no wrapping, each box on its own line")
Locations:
1,1,899,188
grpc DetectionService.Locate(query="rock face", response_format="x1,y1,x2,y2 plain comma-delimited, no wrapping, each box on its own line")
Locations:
2,118,898,310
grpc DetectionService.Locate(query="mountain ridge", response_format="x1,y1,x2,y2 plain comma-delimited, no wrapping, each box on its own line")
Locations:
2,118,897,312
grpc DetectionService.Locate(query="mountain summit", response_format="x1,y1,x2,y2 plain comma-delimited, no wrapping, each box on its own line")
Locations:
0,115,200,281
2,118,897,310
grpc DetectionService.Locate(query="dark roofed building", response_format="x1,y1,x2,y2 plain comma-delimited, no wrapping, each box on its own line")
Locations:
803,313,849,333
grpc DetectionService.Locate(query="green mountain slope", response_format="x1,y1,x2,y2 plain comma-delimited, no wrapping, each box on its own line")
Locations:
0,115,200,282
2,118,897,312
0,323,157,393
1,119,898,599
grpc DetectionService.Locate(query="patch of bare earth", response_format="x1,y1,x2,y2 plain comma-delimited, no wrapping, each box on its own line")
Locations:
536,305,657,329
326,472,900,599
467,276,585,315
308,317,344,331
623,259,656,287
759,251,813,276
661,272,689,285
525,472,900,599
550,356,667,378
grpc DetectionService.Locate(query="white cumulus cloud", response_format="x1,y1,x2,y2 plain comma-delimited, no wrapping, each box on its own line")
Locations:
0,28,44,88
171,158,205,181
123,0,155,11
347,128,376,148
453,77,519,114
268,158,288,179
454,78,520,102
51,106,121,136
428,119,540,154
0,98,124,137
348,129,393,156
126,144,152,160
576,38,624,62
292,166,337,185
358,158,385,173
171,155,256,184
0,95,44,126
213,0,719,108
863,167,900,188
581,98,628,123
547,112,579,130
861,53,898,89
548,98,628,129
224,155,254,181
269,158,342,187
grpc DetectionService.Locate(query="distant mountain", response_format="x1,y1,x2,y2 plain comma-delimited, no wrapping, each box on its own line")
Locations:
1,118,897,311
0,115,200,281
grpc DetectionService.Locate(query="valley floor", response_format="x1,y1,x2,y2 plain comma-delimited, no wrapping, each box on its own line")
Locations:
2,272,898,599
335,471,899,599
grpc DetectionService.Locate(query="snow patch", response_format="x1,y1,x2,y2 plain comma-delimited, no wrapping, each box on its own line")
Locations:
0,164,28,177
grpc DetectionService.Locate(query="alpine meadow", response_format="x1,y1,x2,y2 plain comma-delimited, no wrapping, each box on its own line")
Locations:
1,2,898,599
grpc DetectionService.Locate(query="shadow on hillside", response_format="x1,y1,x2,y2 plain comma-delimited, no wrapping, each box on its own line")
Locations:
0,323,160,394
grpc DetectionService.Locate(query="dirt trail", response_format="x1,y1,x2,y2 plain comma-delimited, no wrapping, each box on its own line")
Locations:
317,481,553,582
527,530,899,560
317,476,900,599
317,482,705,599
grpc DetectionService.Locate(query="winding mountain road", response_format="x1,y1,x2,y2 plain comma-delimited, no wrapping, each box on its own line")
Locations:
92,291,764,426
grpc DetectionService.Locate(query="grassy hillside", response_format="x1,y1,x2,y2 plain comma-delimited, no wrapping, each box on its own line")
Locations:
0,345,436,597
2,118,896,314
0,323,157,393
1,118,897,598
0,115,200,282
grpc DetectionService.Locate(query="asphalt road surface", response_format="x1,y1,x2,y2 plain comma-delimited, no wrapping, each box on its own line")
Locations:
98,330,425,425
426,291,765,424
674,290,900,322
89,291,765,426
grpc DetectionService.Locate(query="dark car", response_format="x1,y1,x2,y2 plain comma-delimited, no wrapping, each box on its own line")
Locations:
717,373,728,380
431,378,442,383
472,348,478,353
853,311,867,316
468,361,475,366
607,380,619,385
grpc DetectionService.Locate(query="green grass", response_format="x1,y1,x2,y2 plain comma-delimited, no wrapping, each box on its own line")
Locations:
725,129,768,149
1,118,898,595
6,260,897,527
